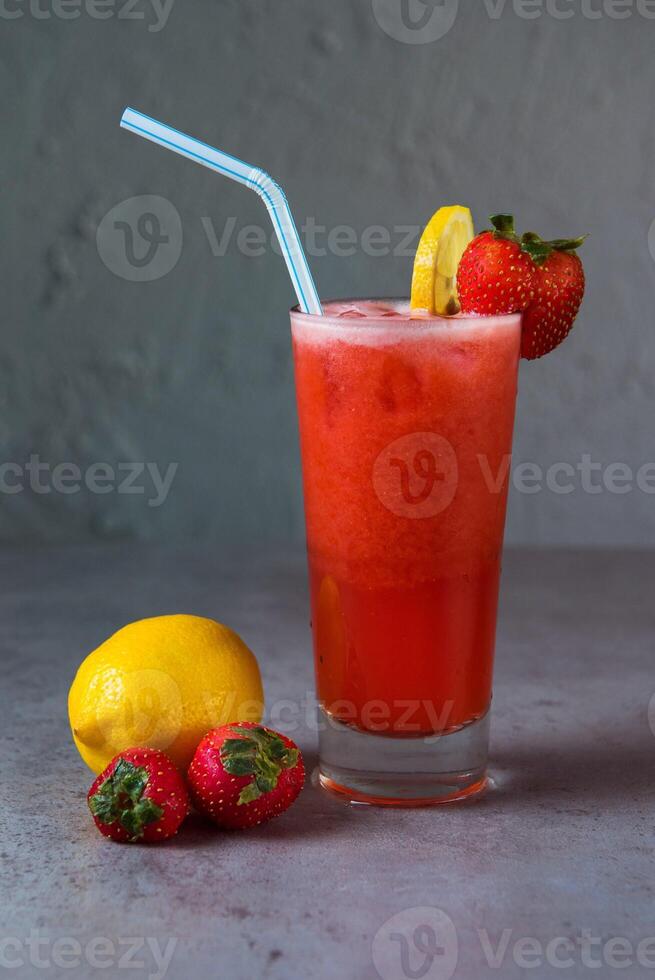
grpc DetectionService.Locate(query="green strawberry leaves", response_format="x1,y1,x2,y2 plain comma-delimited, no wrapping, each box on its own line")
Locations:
220,726,299,806
520,232,553,265
490,213,517,238
88,758,163,840
238,781,269,805
489,213,587,267
118,799,164,837
548,237,588,251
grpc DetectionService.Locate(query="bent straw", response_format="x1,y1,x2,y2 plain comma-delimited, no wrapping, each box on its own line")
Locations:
120,107,323,316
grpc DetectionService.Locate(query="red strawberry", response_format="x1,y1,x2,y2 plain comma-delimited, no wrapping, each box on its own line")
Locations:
457,214,586,360
456,224,537,316
520,247,585,360
87,748,189,844
188,722,304,830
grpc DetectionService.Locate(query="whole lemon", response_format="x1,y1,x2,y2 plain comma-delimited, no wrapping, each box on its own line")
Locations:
68,615,264,773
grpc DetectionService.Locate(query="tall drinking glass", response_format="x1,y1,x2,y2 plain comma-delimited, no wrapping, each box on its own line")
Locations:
291,299,521,805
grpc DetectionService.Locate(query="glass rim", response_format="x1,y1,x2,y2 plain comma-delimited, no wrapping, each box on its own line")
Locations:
290,297,522,331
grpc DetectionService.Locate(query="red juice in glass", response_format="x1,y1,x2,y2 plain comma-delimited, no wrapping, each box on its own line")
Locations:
291,299,521,804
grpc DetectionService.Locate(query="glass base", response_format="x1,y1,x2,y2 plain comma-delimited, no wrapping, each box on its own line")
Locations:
317,707,490,806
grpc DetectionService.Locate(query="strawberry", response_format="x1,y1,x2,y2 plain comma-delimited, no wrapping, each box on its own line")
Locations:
87,748,189,844
188,722,304,830
520,247,585,360
456,222,538,317
457,214,586,360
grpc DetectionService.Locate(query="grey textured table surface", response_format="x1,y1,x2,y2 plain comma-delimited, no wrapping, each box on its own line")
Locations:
1,546,653,980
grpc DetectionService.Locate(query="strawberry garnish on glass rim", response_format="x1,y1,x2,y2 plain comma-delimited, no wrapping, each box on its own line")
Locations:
456,214,587,360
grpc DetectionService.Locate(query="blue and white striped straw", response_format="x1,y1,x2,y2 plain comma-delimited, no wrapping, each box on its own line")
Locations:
120,107,323,316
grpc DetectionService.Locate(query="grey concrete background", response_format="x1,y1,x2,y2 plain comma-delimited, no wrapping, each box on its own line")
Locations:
2,0,654,547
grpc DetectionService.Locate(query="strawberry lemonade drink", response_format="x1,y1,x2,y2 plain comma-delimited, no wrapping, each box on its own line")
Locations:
291,209,585,804
292,301,520,802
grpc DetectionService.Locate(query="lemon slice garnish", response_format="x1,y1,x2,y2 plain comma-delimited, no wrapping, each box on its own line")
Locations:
410,205,474,315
